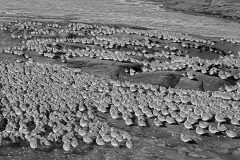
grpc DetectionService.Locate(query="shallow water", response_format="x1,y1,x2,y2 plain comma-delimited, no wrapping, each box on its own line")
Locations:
0,0,240,39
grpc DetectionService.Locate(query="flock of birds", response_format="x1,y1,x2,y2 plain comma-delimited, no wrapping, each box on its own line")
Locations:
1,21,240,80
0,20,240,153
0,61,135,151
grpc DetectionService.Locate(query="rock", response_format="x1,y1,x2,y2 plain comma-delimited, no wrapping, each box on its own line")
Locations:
177,147,190,155
127,71,183,88
188,152,204,158
156,140,166,147
175,77,203,91
195,147,203,152
58,32,75,38
194,72,234,91
232,148,240,156
82,64,120,79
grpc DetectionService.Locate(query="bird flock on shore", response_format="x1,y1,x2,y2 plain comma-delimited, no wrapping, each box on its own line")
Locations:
0,20,240,151
1,21,239,79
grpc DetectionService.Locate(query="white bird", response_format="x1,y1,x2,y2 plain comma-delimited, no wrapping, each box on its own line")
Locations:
208,125,219,134
184,120,194,129
126,139,134,149
196,126,206,135
217,123,227,132
180,134,193,143
226,129,238,138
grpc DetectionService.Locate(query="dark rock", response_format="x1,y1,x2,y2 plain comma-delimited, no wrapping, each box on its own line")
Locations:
175,77,203,91
58,32,75,38
232,148,240,156
128,71,183,88
177,147,189,155
194,72,234,91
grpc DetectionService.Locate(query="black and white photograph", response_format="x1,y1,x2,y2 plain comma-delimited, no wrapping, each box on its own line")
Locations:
0,0,240,160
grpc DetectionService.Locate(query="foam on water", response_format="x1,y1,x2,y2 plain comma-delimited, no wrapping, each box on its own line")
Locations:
0,0,240,39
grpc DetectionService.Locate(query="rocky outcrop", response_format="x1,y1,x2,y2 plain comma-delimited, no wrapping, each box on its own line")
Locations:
175,77,204,91
147,0,240,21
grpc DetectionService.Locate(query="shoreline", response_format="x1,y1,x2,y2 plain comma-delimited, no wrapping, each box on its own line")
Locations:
164,6,240,24
0,14,151,30
0,15,236,41
1,9,240,40
142,0,240,24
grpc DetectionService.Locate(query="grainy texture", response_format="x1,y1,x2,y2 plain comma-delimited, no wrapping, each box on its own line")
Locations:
0,18,240,160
